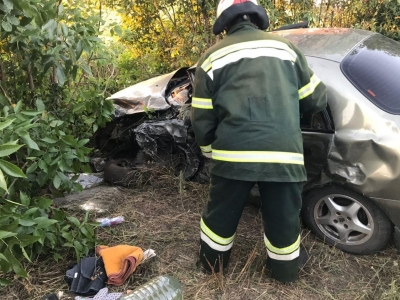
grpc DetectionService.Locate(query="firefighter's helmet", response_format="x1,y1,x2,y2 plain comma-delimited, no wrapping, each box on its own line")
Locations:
213,0,269,35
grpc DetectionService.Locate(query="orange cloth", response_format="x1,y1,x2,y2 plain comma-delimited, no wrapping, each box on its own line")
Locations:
96,245,144,286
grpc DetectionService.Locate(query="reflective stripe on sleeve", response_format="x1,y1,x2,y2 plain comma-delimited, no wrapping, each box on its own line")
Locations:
201,218,235,245
192,97,213,109
299,74,321,100
212,150,304,165
264,234,300,261
200,145,212,153
200,231,234,252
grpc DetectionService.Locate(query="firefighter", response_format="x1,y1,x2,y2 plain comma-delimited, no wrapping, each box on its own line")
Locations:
190,0,327,283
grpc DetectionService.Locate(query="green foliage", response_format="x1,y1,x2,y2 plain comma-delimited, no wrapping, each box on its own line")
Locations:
0,0,116,285
107,0,399,86
0,195,98,286
0,100,91,196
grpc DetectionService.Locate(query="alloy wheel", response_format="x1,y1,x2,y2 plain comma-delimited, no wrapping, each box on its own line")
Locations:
313,194,374,245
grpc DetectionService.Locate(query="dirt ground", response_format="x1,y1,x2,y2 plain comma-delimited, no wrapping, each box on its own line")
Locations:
2,169,400,300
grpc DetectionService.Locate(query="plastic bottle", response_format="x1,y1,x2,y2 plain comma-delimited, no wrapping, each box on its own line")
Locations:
97,216,124,227
118,275,182,300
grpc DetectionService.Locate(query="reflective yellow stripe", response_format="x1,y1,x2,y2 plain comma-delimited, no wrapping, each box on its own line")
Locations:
200,232,233,252
299,74,321,100
192,97,213,109
200,218,235,245
264,235,300,255
201,57,212,72
212,149,304,165
200,145,212,153
201,40,297,74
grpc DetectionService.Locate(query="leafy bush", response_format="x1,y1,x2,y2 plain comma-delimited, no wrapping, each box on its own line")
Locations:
0,0,117,285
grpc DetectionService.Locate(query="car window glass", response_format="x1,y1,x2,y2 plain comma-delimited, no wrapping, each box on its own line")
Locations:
341,34,400,114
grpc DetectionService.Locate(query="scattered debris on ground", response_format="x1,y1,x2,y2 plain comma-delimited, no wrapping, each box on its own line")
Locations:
2,168,399,300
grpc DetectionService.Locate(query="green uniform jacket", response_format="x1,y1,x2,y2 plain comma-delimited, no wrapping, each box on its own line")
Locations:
190,22,327,182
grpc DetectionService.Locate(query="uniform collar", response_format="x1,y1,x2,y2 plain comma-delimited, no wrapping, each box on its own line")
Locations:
227,22,259,35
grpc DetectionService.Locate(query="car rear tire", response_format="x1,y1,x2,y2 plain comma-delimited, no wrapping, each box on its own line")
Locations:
302,185,393,254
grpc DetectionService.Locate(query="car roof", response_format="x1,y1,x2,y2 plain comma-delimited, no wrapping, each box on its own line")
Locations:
272,28,376,62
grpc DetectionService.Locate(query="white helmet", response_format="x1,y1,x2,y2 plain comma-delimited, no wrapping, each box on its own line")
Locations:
213,0,270,35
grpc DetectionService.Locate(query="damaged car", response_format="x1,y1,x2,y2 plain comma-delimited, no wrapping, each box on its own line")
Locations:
95,28,400,255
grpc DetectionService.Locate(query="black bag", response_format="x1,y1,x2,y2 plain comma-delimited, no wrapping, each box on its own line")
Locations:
65,256,107,296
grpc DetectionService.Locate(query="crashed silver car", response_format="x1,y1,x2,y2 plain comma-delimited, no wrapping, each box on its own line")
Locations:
104,28,400,255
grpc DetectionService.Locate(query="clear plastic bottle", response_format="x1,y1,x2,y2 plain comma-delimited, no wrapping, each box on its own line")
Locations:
97,216,124,227
118,275,182,300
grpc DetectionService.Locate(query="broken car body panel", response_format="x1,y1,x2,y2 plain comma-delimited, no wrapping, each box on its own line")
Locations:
107,28,400,228
107,68,189,117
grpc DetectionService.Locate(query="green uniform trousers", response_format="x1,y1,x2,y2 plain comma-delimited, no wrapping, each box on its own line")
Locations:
200,174,303,282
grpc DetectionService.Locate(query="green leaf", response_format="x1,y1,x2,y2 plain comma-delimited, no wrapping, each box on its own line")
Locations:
0,144,23,157
1,21,12,32
19,132,40,151
53,175,61,188
18,235,40,247
72,102,86,113
14,101,22,113
21,110,42,116
0,253,9,263
67,216,80,227
24,208,38,215
3,0,13,10
78,139,90,146
42,19,57,40
61,232,73,242
3,199,22,206
61,135,78,146
0,119,15,130
35,219,58,230
0,231,16,239
80,226,91,239
73,240,83,252
81,164,92,173
20,246,32,263
20,192,30,206
7,15,19,26
4,249,27,278
71,65,78,80
53,253,62,262
114,25,122,36
56,65,66,86
81,64,93,77
19,219,36,226
61,22,68,36
49,120,64,127
76,41,83,60
0,159,26,178
0,169,8,192
35,99,45,112
42,136,58,144
36,197,52,209
0,278,12,286
18,192,29,206
26,162,38,175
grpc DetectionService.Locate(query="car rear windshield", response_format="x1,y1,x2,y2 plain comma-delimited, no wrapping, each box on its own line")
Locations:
341,34,400,114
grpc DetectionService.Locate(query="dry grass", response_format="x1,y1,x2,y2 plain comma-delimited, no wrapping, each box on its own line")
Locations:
2,168,399,300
